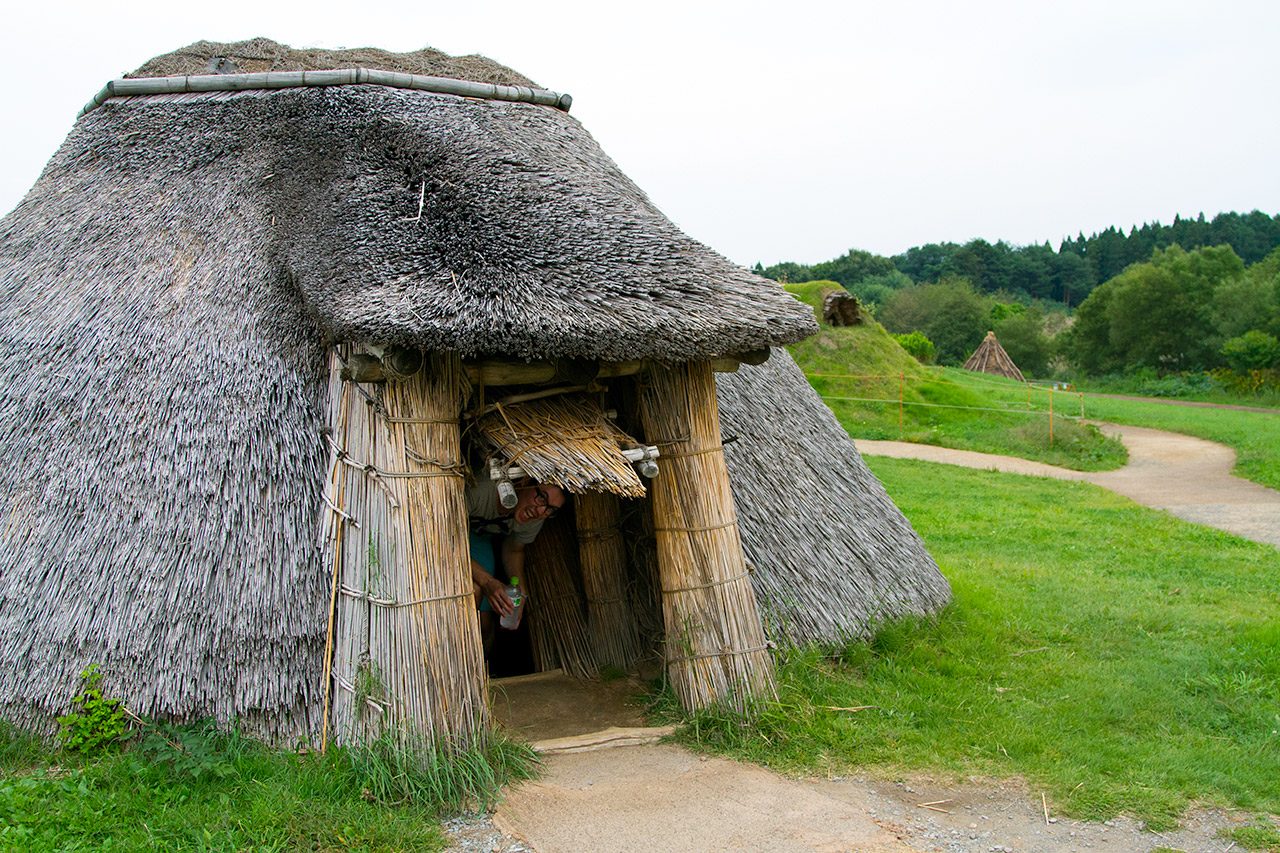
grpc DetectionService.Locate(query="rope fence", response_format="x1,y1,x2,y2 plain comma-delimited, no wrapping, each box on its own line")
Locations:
805,369,1086,443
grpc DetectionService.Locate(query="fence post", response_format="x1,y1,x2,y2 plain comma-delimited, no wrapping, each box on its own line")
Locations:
899,372,904,435
1049,386,1054,444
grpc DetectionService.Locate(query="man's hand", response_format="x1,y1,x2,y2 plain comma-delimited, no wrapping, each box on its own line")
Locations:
482,575,514,617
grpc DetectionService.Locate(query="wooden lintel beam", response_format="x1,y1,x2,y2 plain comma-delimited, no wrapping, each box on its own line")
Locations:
463,357,747,386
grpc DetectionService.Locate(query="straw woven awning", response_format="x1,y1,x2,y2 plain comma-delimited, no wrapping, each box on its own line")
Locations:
473,394,647,496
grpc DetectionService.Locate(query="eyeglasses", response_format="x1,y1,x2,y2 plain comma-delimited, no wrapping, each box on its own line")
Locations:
532,487,563,519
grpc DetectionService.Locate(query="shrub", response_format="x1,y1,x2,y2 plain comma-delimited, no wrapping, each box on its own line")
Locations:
1221,330,1280,372
893,331,936,364
1135,372,1223,398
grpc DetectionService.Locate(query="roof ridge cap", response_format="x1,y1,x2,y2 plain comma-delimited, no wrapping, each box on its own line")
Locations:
78,67,572,119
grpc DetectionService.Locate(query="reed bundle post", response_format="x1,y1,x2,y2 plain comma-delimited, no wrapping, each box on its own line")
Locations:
575,492,641,670
326,347,487,748
523,516,598,679
639,361,775,711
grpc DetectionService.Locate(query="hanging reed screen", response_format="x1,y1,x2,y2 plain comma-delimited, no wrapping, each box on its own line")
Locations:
320,346,487,749
472,395,647,497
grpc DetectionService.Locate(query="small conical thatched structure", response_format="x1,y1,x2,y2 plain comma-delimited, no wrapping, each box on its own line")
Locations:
0,39,948,746
963,331,1026,382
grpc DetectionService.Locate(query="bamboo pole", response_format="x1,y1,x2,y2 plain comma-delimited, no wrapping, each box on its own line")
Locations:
639,361,775,712
1049,386,1055,444
576,492,641,670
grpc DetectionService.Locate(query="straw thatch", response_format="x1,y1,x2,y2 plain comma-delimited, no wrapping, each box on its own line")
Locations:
715,349,951,645
523,516,597,679
575,492,642,670
0,38,946,740
963,331,1026,382
128,37,539,87
472,395,647,497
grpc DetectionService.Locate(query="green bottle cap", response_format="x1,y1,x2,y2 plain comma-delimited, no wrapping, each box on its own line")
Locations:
510,577,519,586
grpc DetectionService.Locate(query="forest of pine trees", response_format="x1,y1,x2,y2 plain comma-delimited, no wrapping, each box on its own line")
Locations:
755,210,1280,307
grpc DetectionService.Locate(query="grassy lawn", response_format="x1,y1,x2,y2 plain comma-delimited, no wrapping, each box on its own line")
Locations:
792,324,1127,471
672,458,1280,831
0,724,536,852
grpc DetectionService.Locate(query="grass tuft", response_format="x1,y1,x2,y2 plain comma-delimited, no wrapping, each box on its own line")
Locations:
1220,821,1280,852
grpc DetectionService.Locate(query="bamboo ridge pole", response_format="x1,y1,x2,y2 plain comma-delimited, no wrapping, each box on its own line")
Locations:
80,68,573,118
640,360,775,711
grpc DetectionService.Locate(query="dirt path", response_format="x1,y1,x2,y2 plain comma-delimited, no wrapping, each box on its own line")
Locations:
489,747,1250,853
464,423,1279,853
856,423,1280,548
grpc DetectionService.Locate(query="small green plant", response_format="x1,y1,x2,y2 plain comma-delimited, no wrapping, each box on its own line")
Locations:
55,664,126,753
133,718,238,782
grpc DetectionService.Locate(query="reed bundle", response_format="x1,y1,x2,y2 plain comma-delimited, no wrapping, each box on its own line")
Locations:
575,493,641,670
639,361,775,711
473,395,647,497
325,346,487,748
522,516,597,679
963,331,1026,382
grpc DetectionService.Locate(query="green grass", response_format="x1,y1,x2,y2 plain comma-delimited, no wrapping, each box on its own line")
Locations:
1221,821,1280,852
1080,393,1280,490
667,458,1280,831
787,315,1126,471
0,722,539,851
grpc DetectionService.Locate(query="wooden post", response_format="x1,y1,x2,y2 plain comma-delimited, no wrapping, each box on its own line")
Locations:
640,361,775,712
899,372,905,434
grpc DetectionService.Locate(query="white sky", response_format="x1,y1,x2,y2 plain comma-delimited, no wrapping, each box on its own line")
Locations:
4,1,1278,268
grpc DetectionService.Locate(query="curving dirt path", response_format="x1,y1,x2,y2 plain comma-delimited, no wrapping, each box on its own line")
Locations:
855,423,1280,549
467,423,1280,853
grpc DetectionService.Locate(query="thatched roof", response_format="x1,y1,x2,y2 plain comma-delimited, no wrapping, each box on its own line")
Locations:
963,331,1026,382
128,38,540,87
717,351,949,644
52,38,816,363
0,40,928,735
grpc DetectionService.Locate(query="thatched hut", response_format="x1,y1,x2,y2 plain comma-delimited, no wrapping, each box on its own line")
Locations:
0,39,948,748
963,331,1026,382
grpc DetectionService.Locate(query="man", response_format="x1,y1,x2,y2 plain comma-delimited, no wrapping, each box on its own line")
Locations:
467,476,566,636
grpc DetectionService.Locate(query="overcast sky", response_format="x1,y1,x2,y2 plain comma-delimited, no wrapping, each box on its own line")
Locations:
4,1,1278,268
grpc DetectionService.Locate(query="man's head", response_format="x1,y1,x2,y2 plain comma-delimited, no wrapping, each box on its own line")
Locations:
510,483,566,524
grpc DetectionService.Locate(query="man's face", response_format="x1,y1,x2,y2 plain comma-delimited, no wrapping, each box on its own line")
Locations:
512,484,566,524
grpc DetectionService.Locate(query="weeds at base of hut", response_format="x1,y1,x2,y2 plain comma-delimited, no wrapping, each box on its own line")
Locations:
0,718,539,850
335,729,540,813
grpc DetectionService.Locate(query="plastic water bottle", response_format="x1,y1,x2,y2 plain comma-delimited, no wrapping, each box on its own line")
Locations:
499,577,524,630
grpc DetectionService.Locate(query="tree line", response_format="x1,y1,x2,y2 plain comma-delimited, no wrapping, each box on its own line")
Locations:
758,211,1280,384
755,210,1280,307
